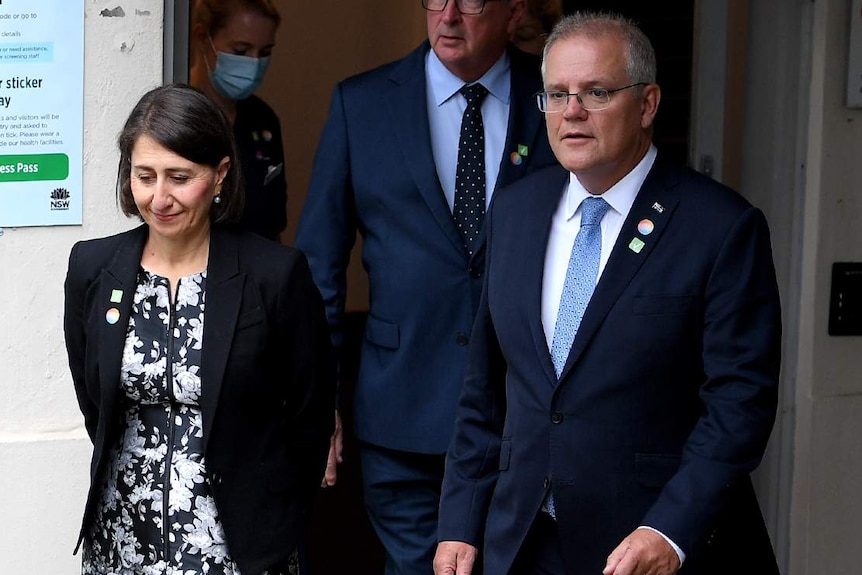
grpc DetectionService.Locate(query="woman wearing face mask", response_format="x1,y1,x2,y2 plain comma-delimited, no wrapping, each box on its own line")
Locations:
190,0,287,242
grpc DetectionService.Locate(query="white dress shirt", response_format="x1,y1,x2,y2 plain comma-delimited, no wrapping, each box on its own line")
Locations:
541,145,657,348
426,49,510,211
539,144,685,564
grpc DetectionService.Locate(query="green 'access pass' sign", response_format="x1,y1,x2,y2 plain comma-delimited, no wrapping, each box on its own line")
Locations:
0,153,68,181
0,0,84,227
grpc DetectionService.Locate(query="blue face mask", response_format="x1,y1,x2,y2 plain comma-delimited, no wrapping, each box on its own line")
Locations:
207,39,271,101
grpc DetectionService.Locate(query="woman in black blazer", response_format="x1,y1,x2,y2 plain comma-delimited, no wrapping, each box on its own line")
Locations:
63,84,335,575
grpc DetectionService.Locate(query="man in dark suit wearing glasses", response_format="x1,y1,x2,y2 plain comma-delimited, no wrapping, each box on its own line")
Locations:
295,1,556,573
435,11,781,575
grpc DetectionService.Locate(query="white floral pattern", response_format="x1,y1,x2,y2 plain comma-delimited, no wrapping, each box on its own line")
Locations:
83,269,298,575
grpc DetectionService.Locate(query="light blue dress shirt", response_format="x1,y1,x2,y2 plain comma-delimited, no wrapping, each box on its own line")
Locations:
425,49,510,211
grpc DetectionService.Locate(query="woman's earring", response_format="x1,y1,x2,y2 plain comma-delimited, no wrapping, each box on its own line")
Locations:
213,194,222,204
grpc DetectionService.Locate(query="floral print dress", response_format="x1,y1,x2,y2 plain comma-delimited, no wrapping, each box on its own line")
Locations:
82,269,298,575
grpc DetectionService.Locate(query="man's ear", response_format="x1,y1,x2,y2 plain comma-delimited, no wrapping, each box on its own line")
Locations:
192,22,206,45
190,22,210,66
506,0,527,36
640,83,661,129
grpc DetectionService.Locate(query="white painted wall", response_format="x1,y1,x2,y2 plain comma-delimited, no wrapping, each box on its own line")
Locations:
696,1,862,572
735,2,813,571
791,0,862,573
690,0,728,181
0,1,163,572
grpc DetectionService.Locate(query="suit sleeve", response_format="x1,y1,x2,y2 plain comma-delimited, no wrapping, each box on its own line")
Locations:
277,249,338,501
437,206,508,547
294,83,358,354
64,242,99,443
642,206,781,554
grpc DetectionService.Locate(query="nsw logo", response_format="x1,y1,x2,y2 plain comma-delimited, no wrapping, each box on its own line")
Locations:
50,187,71,210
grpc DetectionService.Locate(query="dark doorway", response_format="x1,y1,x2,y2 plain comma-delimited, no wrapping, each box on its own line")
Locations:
562,2,695,166
307,312,385,575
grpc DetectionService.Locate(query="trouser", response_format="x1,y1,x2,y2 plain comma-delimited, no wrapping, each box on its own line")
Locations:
509,512,567,575
359,441,446,575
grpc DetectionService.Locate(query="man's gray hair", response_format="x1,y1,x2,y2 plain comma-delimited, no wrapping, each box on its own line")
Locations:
541,11,657,85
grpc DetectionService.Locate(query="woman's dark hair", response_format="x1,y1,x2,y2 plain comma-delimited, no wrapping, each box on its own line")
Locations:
116,83,244,223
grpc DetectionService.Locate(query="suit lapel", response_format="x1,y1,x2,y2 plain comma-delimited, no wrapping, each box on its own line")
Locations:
200,226,244,455
495,47,545,191
98,225,147,421
389,42,467,256
525,167,570,386
558,158,681,380
475,47,546,263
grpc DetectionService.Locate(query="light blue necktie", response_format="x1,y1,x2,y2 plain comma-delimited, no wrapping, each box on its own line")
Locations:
550,196,610,377
545,196,610,518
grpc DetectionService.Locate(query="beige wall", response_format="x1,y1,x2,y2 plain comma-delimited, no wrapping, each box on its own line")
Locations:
260,1,427,311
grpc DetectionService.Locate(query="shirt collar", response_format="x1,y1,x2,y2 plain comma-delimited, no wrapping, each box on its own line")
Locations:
564,145,658,219
427,48,511,107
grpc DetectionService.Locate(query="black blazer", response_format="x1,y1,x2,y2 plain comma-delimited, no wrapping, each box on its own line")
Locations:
64,225,336,575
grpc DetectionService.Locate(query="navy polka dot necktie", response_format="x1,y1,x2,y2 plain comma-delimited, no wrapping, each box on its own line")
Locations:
453,83,489,256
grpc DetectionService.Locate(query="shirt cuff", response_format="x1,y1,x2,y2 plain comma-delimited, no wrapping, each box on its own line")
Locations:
637,526,685,566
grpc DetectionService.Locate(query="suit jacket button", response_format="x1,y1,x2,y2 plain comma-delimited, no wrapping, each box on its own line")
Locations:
550,412,563,424
456,332,469,346
543,477,550,489
211,472,222,486
469,267,482,279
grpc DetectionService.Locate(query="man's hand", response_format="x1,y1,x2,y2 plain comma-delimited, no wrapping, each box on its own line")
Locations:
320,410,343,487
603,528,680,575
434,541,478,575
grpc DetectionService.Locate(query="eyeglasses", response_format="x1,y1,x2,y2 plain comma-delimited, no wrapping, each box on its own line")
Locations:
421,0,501,16
535,83,648,113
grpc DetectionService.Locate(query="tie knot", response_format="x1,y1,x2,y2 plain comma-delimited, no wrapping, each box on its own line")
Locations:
460,83,488,106
580,197,610,227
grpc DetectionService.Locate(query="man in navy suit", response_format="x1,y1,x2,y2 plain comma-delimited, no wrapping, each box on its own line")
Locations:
434,12,781,575
295,1,556,573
